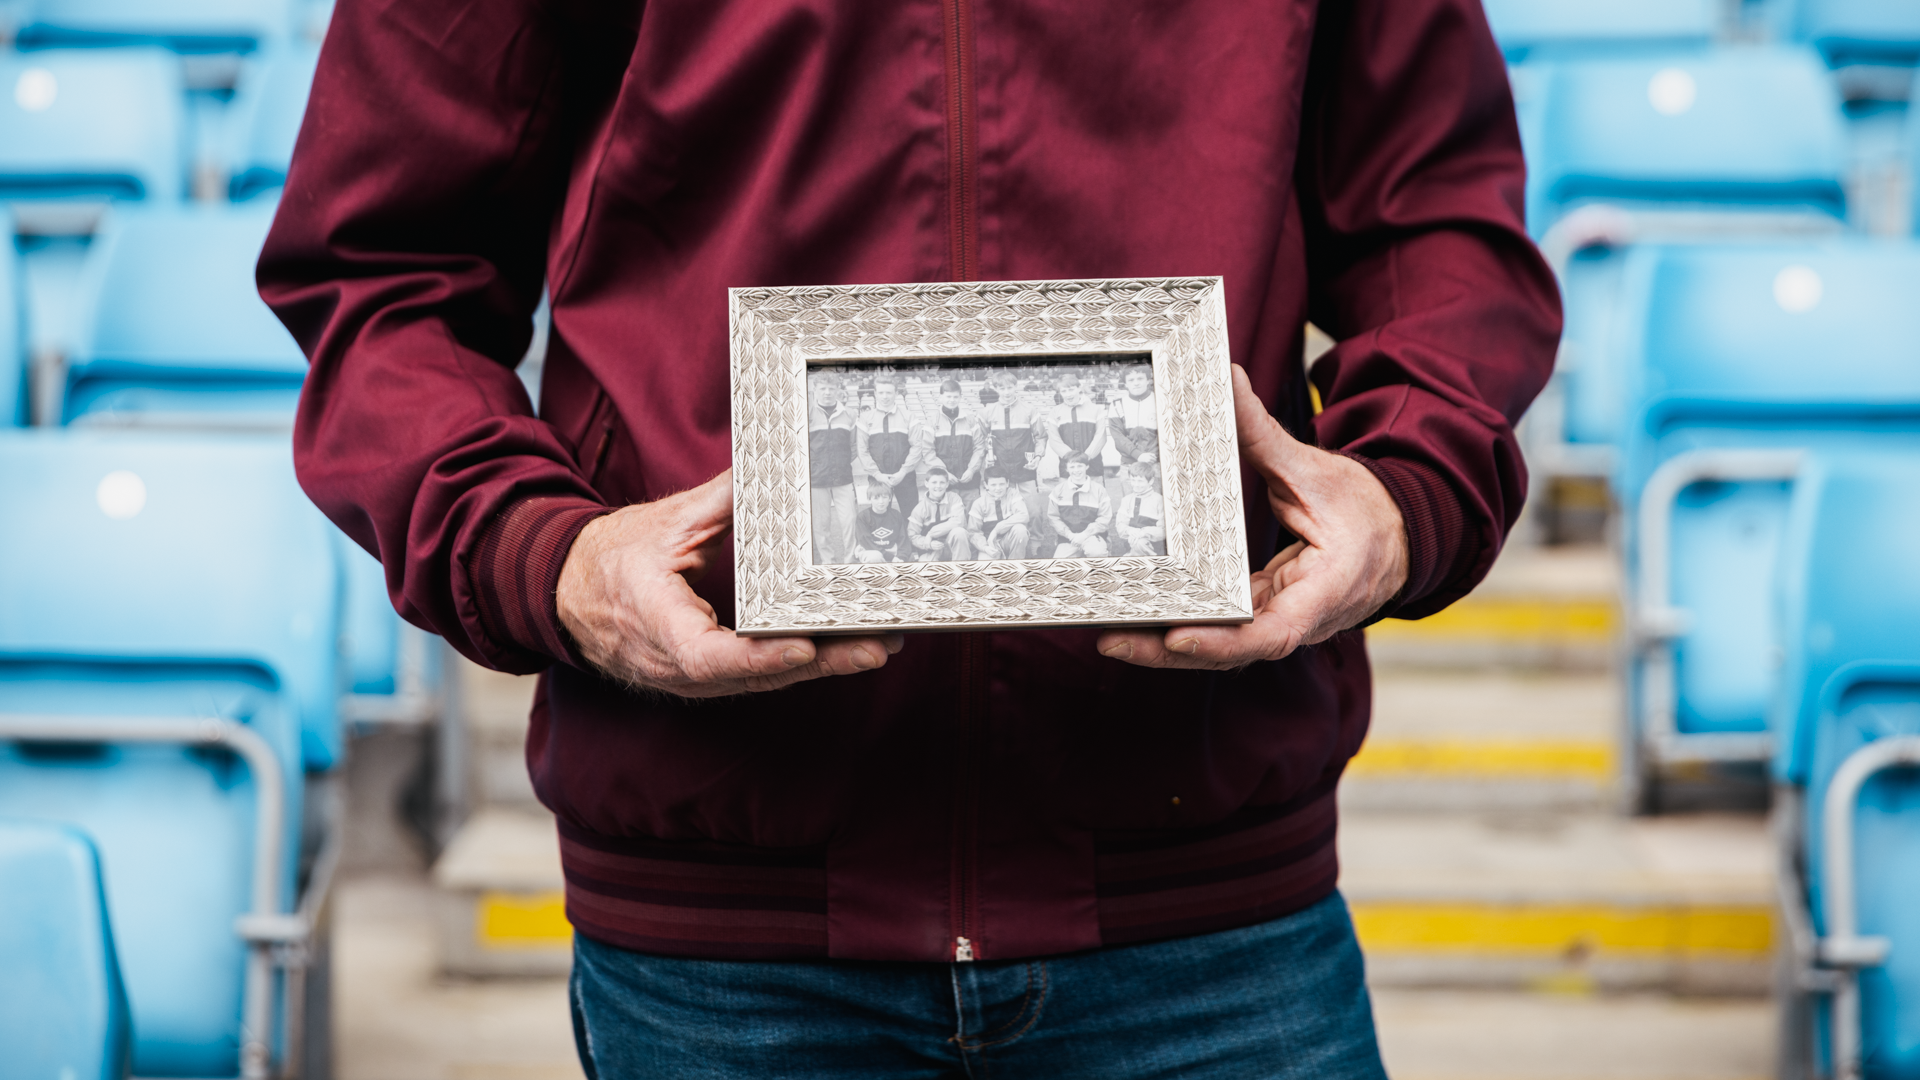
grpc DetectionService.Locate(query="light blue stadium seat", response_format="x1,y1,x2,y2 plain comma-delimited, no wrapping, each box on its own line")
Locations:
1484,0,1717,61
1521,46,1850,478
64,203,304,427
1,231,24,426
226,40,317,202
0,429,337,1076
0,49,186,204
1531,46,1848,232
0,819,132,1080
19,0,293,53
1789,0,1920,67
1771,451,1920,1080
1614,242,1920,779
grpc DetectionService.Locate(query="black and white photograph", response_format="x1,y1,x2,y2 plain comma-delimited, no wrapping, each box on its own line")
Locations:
804,355,1164,566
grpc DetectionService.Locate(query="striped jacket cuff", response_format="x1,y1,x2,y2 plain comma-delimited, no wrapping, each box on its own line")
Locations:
470,495,612,669
1340,453,1476,620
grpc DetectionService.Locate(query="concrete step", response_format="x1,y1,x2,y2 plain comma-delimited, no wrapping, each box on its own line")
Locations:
431,807,570,977
458,662,542,811
1342,671,1621,813
1341,811,1775,996
1366,544,1619,672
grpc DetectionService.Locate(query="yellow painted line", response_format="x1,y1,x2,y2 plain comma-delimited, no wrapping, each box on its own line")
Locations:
1346,739,1615,781
1367,598,1617,642
1350,902,1773,958
477,891,571,949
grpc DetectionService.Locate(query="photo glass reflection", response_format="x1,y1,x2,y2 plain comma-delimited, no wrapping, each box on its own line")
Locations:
804,355,1163,566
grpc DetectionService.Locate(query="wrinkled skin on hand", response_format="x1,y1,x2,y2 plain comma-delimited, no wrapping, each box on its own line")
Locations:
557,471,903,698
1097,365,1409,670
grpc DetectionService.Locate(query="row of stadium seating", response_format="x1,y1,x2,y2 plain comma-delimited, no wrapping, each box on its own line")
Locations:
1601,240,1920,1080
1483,7,1920,1078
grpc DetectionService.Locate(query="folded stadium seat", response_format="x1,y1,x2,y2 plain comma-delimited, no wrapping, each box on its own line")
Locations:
0,429,339,1078
0,819,133,1080
1769,451,1920,1080
0,49,187,206
1786,0,1920,70
63,203,302,428
1519,45,1849,483
225,39,318,202
17,0,293,53
1482,0,1718,62
1,230,24,426
1612,242,1920,796
64,201,436,767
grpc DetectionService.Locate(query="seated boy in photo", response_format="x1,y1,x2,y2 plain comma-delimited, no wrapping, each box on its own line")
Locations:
967,469,1030,561
853,481,909,563
907,467,973,562
1046,452,1112,559
1114,461,1166,556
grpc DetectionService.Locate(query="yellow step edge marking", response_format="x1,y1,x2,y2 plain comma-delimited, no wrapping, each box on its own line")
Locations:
1350,902,1773,957
477,891,571,949
1347,739,1615,780
1367,598,1617,642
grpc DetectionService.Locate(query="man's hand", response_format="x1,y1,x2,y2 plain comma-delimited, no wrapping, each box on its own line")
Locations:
1096,365,1409,670
556,471,902,698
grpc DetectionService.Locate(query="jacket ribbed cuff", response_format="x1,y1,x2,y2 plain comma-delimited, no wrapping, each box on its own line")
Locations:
470,495,612,669
1340,453,1473,619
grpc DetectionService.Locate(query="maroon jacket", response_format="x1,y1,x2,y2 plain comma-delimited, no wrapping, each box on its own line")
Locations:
261,0,1559,962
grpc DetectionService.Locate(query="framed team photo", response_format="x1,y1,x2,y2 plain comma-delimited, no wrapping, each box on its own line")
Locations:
729,276,1253,635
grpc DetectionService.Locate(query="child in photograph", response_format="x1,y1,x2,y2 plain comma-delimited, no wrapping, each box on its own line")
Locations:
852,481,909,563
907,467,972,562
1047,452,1112,558
967,468,1030,560
807,371,858,564
1108,363,1158,466
1045,372,1109,481
855,372,924,517
926,378,985,498
1114,461,1166,556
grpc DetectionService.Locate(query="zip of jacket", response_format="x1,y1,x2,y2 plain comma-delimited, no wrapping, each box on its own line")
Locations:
942,0,983,964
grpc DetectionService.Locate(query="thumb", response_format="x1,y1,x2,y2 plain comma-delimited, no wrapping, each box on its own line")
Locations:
1231,365,1306,480
665,469,736,542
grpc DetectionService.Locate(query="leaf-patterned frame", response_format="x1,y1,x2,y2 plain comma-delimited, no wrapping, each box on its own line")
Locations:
730,276,1251,635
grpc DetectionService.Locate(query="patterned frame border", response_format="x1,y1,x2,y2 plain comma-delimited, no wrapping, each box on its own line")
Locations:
730,276,1251,635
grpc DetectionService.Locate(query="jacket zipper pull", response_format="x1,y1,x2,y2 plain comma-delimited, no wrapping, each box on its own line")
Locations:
954,936,975,962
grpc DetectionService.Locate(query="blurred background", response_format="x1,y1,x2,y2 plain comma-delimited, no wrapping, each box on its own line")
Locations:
1,0,1918,1076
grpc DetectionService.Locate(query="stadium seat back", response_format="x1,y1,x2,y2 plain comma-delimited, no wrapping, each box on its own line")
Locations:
1775,454,1920,783
0,819,131,1080
1617,244,1920,747
1793,0,1920,66
19,0,294,53
1533,48,1848,229
1,234,24,427
0,50,186,203
1556,244,1636,444
227,40,318,201
0,430,343,766
1484,0,1717,60
341,540,400,696
65,204,306,425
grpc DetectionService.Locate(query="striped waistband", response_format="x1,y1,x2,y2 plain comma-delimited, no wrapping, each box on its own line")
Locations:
559,784,1340,961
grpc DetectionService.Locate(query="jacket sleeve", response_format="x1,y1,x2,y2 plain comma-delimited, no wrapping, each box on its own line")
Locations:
257,0,633,673
1296,0,1562,619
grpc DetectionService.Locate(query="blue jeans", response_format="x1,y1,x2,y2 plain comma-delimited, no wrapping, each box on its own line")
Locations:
569,891,1388,1080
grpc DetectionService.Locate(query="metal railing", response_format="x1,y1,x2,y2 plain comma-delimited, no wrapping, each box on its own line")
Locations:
1633,447,1803,765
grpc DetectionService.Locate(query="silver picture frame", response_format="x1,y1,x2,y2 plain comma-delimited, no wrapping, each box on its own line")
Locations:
730,276,1252,635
